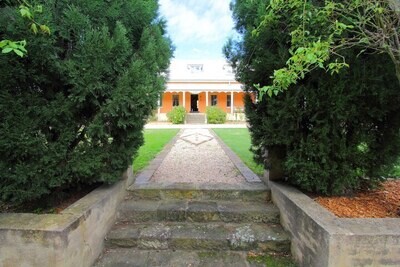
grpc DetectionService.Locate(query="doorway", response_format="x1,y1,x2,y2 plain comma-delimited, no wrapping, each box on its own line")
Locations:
191,94,199,112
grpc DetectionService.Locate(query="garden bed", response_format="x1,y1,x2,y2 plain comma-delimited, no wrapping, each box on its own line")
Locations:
0,167,133,267
314,180,400,218
269,181,400,267
0,183,101,214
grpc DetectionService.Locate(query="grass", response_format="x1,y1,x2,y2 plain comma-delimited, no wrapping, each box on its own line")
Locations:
213,128,264,176
247,252,297,267
132,129,179,174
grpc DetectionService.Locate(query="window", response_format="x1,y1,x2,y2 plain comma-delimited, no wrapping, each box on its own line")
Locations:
172,94,179,106
211,95,217,106
187,64,203,73
227,95,231,107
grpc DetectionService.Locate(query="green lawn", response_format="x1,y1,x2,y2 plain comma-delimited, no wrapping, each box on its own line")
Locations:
132,129,179,174
213,128,264,176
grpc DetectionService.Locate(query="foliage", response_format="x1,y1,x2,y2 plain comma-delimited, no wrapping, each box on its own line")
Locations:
0,0,173,204
167,106,186,124
225,0,400,195
1,1,50,56
0,39,27,57
132,129,179,174
382,157,400,178
206,106,227,124
253,0,400,97
213,128,264,176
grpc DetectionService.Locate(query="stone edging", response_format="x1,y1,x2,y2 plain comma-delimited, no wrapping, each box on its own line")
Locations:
210,129,262,183
133,129,183,185
270,181,400,267
0,167,134,267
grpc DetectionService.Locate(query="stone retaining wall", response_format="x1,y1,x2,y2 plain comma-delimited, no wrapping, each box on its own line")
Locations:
270,181,400,267
0,167,134,267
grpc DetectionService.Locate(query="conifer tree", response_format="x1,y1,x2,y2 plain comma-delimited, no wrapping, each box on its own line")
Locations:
225,0,400,195
0,0,173,203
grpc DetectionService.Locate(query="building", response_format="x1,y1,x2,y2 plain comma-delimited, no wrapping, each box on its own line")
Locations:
157,60,248,123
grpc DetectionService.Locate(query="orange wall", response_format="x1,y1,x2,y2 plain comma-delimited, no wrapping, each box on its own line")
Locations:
160,92,248,113
184,92,191,112
160,92,171,113
198,92,206,113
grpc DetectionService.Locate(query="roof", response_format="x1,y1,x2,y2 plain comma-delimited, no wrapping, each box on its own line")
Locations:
166,60,242,93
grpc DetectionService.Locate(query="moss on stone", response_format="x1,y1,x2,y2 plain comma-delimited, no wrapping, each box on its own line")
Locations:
247,252,297,267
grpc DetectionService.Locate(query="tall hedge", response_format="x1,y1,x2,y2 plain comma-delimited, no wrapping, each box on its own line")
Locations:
225,0,400,195
0,0,172,203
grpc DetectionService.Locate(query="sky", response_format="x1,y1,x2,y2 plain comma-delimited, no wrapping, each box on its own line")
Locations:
158,0,236,61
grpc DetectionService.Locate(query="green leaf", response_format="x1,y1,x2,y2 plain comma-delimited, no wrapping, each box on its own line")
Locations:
19,6,33,19
13,49,24,57
40,25,51,35
31,23,38,34
2,47,13,54
19,46,27,53
35,5,43,13
0,40,8,48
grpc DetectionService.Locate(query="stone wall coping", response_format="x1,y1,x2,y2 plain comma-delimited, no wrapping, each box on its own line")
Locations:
270,182,400,234
270,181,400,267
0,183,119,232
0,166,134,267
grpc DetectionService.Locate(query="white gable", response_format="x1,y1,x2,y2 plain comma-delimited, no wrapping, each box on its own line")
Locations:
166,60,242,92
167,60,236,82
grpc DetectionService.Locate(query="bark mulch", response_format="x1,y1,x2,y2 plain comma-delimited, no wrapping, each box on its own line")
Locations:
315,180,400,218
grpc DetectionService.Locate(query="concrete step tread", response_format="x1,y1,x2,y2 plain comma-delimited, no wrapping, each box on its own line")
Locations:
94,248,265,267
129,182,268,191
127,182,270,202
118,199,280,223
106,222,290,252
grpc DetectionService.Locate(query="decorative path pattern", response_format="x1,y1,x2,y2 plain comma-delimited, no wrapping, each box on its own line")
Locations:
150,129,245,184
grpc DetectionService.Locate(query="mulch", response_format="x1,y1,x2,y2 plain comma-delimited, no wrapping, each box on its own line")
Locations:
314,180,400,218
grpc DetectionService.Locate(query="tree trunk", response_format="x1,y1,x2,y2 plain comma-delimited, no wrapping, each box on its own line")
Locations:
263,145,286,181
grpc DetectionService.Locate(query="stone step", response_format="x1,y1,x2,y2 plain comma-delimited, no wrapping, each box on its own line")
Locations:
118,199,280,224
186,113,206,124
186,118,206,124
94,248,265,267
105,222,290,253
127,182,270,202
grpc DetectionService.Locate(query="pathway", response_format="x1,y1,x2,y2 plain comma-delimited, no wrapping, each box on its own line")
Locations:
94,128,290,267
152,128,246,184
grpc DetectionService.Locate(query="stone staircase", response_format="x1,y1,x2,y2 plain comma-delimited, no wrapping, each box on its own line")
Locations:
94,183,291,266
185,113,206,124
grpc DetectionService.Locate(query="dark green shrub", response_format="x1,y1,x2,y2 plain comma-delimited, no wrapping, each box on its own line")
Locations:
226,0,400,195
167,106,186,124
206,106,227,124
0,0,172,204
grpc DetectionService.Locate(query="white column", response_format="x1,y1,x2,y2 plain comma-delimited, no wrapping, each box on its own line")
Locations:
230,91,234,114
205,91,209,123
157,95,161,121
182,91,186,110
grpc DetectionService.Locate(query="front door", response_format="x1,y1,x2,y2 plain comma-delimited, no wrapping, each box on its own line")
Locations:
191,94,199,112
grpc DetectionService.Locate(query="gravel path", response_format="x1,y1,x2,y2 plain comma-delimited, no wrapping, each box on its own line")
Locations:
150,129,245,184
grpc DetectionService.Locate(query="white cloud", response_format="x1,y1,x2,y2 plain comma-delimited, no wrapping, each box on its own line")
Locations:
159,0,234,44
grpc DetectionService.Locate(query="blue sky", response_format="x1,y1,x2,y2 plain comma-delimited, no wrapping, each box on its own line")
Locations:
159,0,235,61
